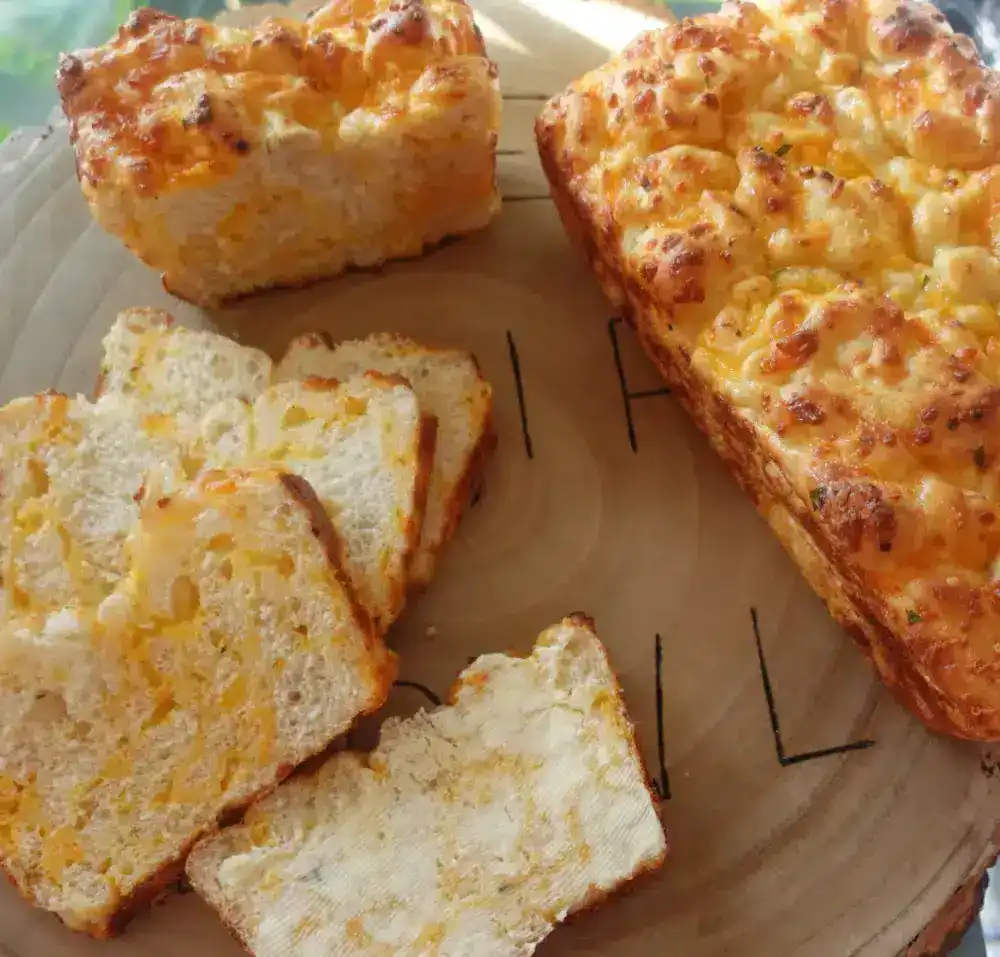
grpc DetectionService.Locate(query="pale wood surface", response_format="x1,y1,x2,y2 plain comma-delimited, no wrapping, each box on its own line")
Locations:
0,2,998,955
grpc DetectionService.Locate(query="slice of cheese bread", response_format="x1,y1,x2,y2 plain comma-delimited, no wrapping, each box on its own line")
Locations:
0,469,395,937
0,391,187,622
97,311,437,628
276,332,494,585
97,308,272,437
198,377,436,629
186,615,667,956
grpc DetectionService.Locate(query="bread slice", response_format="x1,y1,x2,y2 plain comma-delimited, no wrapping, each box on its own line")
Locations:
0,468,394,937
276,332,494,585
58,3,500,306
198,375,436,629
186,614,667,956
0,391,187,622
97,308,272,436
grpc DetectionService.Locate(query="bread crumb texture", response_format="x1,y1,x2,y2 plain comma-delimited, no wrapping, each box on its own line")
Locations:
0,390,188,621
537,0,1000,738
198,374,429,629
57,1,501,305
186,616,666,957
0,470,389,935
0,306,496,933
276,330,494,586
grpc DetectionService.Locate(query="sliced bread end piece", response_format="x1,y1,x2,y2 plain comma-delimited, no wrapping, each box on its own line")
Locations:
186,614,666,957
276,331,494,588
0,468,394,937
199,373,437,630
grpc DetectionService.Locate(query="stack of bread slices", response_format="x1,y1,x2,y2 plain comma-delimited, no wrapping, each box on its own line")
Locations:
0,310,666,954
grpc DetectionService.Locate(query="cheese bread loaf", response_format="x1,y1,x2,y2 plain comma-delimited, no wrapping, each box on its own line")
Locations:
537,0,1000,739
276,332,494,586
57,2,501,306
0,469,394,936
187,614,666,957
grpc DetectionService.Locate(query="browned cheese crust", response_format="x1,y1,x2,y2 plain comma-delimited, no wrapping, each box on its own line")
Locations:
536,0,1000,739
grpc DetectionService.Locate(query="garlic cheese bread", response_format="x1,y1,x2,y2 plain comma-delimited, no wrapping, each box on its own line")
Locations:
0,469,394,936
276,332,494,586
187,614,666,957
57,2,501,307
537,0,1000,739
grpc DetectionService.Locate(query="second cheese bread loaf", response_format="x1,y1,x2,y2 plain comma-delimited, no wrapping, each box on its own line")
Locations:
537,0,1000,740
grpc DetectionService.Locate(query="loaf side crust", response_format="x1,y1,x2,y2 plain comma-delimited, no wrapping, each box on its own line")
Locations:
538,138,981,738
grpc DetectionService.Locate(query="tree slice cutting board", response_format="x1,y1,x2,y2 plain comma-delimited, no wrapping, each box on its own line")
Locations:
0,1,998,955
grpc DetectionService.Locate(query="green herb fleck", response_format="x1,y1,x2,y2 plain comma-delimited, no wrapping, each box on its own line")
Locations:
921,274,930,291
775,143,792,157
975,445,987,470
907,609,922,624
809,486,826,510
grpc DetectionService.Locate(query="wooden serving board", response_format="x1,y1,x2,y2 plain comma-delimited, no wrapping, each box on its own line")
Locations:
0,1,998,954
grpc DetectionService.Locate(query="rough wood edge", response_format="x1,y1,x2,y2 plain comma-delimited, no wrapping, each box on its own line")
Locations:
901,827,1000,956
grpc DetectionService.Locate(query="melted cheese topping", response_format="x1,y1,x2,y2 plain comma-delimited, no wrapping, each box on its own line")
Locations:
540,0,1000,723
57,1,491,196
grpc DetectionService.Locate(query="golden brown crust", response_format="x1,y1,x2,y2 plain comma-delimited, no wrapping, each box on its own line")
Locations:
400,411,440,595
537,0,1000,740
57,2,488,197
0,469,395,937
277,371,434,630
0,750,329,938
406,374,496,596
278,472,388,667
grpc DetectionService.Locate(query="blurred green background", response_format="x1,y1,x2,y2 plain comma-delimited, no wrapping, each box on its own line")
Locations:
0,0,229,141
